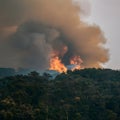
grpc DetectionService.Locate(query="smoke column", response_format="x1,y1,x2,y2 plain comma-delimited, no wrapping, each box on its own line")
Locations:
0,0,109,70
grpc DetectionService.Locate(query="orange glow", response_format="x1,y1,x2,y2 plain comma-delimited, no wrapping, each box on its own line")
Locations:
70,56,83,71
49,56,67,73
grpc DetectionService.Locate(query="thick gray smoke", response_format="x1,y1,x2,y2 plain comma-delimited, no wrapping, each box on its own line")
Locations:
0,0,109,70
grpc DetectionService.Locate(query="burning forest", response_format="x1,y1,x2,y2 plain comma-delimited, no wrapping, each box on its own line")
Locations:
0,0,109,73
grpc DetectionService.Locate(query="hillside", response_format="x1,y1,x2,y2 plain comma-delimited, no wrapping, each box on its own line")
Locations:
0,68,120,120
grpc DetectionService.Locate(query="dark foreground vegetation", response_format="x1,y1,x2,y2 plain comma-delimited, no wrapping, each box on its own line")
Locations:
0,68,120,120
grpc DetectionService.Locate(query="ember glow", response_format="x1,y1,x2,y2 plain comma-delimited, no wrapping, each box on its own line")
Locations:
49,56,67,73
70,56,83,71
70,56,83,65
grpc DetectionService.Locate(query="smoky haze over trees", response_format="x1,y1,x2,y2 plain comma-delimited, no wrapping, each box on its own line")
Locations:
0,0,109,70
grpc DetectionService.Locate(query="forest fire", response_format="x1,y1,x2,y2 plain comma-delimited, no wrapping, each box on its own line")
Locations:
70,56,83,71
49,55,83,73
49,56,67,73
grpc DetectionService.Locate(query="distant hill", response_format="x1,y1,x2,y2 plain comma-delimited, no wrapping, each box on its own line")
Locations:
0,68,120,120
0,68,16,77
0,68,39,77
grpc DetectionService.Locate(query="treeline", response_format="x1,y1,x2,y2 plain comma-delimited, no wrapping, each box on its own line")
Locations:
0,68,35,77
0,68,120,120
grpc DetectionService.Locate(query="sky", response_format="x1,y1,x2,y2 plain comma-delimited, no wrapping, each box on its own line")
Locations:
85,0,120,69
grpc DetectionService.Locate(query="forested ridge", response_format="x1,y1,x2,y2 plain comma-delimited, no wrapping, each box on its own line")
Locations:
0,68,120,120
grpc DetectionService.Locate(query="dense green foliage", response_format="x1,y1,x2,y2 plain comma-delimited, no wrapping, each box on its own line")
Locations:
0,68,120,120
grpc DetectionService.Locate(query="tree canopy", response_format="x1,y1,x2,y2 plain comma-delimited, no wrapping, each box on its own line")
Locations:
0,68,120,120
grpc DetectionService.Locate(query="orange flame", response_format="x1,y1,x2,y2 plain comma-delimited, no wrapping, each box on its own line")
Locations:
70,56,83,71
49,50,83,73
49,56,67,73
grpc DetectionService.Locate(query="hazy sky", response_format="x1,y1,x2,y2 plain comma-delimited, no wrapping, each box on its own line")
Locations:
86,0,120,69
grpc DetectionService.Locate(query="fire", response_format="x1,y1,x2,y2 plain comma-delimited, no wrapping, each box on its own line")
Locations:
70,56,82,65
49,56,67,73
70,56,83,71
49,51,83,73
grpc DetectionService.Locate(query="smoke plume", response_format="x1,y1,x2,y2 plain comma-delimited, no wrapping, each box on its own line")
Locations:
0,0,109,70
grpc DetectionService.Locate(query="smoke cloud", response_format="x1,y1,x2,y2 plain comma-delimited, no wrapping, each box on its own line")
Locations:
0,0,109,70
